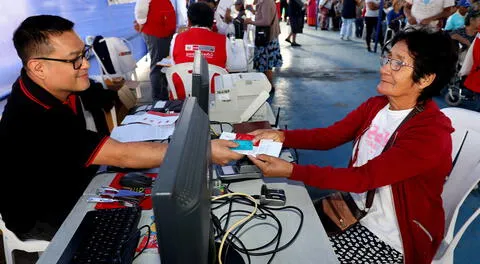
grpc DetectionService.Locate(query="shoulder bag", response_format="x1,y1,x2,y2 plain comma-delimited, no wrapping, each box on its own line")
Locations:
254,13,276,46
314,104,424,236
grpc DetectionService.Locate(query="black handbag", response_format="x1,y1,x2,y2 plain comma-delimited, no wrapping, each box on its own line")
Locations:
255,15,276,46
313,104,424,236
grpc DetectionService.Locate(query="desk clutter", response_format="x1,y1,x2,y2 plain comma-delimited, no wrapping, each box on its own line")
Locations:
57,173,157,263
110,100,182,142
92,173,156,210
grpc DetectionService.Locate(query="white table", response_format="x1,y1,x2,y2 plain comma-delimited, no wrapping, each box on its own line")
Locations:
38,174,338,264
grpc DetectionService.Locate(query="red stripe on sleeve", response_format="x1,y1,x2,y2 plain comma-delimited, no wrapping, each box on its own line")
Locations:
85,136,110,167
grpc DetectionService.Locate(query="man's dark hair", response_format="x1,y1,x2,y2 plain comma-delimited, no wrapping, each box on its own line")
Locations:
465,9,480,26
391,29,458,103
187,2,214,28
13,15,75,66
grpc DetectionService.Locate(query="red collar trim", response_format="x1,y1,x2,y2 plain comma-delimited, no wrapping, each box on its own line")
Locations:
19,78,51,110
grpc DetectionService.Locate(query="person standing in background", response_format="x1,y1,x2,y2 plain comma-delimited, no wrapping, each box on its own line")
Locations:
340,0,359,40
355,0,365,37
404,0,454,31
244,0,283,90
319,0,334,29
364,0,383,52
215,0,236,35
285,0,306,45
307,0,319,26
134,0,187,101
280,0,289,21
444,0,471,31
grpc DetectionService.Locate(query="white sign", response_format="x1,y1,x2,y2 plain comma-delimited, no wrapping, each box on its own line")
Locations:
107,0,135,5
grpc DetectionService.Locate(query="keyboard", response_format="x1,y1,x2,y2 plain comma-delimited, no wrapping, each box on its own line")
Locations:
58,207,142,264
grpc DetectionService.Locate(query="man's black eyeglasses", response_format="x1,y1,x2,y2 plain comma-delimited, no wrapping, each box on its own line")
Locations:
34,45,92,70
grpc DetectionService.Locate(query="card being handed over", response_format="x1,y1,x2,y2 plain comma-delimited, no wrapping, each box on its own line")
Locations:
220,132,282,157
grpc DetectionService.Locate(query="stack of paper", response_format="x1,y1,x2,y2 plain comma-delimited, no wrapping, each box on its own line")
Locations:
111,112,179,142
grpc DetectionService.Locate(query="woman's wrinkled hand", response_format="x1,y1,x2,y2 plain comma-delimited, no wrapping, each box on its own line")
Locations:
249,129,285,144
248,154,293,177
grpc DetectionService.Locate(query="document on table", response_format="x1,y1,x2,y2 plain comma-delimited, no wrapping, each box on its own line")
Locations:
110,123,175,142
121,112,179,126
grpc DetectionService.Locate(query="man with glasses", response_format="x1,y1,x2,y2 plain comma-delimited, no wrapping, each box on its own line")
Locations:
0,15,243,249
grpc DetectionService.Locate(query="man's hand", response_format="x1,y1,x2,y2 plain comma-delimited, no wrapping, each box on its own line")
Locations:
211,139,244,165
248,154,293,177
249,129,285,144
133,20,143,32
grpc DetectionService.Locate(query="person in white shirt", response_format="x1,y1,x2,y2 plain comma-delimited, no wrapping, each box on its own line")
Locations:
365,0,383,52
215,0,236,35
404,0,455,31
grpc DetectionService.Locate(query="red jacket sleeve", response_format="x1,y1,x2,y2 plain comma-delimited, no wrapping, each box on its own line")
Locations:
289,114,452,193
283,98,379,150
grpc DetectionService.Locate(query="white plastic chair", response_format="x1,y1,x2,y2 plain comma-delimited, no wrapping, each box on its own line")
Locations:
165,62,228,99
0,213,50,264
89,36,141,99
432,107,480,264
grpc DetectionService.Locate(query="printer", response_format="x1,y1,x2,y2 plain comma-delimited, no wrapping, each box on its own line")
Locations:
209,73,273,124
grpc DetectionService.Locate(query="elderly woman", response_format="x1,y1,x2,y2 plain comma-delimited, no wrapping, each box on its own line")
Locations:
248,30,458,264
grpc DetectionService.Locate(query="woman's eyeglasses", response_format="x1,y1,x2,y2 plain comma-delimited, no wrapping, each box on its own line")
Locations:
380,56,414,71
34,45,92,70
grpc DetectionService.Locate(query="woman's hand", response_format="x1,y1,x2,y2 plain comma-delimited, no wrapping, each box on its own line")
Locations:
248,154,293,177
211,139,244,165
249,129,285,144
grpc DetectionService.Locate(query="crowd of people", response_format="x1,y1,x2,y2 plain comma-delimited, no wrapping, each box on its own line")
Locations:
1,0,479,263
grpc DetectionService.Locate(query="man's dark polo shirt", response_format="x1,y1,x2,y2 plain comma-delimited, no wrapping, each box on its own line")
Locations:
0,70,109,235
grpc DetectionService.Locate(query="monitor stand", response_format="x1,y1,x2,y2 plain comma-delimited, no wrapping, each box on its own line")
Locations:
214,241,245,264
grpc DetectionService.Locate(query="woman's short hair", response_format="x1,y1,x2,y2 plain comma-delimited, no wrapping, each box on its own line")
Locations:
13,15,74,66
391,29,458,102
188,2,215,28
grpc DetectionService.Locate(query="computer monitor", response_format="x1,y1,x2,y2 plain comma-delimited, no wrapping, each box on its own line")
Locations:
191,50,210,115
151,97,214,264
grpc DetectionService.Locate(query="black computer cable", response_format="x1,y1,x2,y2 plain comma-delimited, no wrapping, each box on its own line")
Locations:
114,223,150,264
212,212,252,264
132,224,151,261
213,196,283,263
224,207,282,264
212,195,304,263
